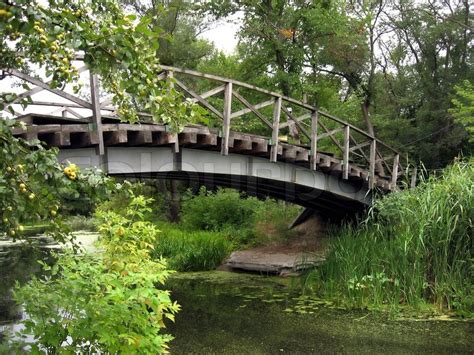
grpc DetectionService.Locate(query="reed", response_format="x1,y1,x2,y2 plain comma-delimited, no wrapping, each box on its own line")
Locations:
307,159,473,314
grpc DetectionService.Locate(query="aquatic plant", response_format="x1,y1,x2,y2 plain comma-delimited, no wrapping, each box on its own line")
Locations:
308,159,473,314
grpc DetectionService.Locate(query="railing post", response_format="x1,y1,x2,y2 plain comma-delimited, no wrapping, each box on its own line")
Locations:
270,96,282,162
310,110,318,170
90,73,104,156
369,139,376,189
391,153,400,190
221,82,232,155
343,125,350,179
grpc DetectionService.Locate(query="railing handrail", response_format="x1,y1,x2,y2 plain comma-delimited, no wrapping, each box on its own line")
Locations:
160,65,399,155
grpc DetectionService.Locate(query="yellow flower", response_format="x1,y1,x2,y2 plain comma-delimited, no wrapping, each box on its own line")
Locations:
0,9,11,17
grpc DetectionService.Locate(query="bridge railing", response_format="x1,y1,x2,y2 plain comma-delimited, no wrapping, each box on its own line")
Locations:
2,58,404,190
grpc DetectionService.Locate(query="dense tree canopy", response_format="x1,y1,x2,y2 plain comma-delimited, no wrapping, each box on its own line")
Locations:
200,0,473,168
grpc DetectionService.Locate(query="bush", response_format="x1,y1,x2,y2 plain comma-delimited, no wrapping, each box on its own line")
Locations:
182,188,258,232
13,196,180,353
309,159,474,314
181,187,301,246
152,223,233,271
64,215,98,232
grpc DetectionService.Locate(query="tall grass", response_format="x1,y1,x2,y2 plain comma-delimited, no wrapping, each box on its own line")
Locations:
151,223,233,271
307,159,473,314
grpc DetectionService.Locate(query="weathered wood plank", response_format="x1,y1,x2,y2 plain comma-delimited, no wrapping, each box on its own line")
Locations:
411,166,418,189
283,146,297,161
230,99,274,119
310,110,318,170
221,82,232,155
197,133,218,146
152,132,177,145
281,105,311,140
232,137,253,151
42,131,71,147
128,130,152,145
232,91,272,129
104,130,128,145
175,78,223,119
251,138,268,154
279,112,311,129
70,131,99,147
270,97,282,162
10,69,92,109
179,132,198,145
342,125,350,180
391,154,400,190
369,139,376,189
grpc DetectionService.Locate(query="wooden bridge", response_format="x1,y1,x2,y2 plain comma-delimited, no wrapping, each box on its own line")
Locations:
3,60,405,218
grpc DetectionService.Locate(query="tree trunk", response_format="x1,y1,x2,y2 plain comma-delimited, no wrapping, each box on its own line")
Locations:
361,99,385,176
168,179,181,223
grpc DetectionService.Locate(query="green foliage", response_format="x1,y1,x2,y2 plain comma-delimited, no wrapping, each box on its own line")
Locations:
182,188,257,233
0,0,197,129
0,119,114,243
152,222,233,272
181,187,301,246
13,195,180,353
450,80,474,143
308,159,473,314
253,199,300,246
64,215,98,232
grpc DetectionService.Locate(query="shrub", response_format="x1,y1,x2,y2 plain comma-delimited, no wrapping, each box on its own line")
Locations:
181,187,302,246
310,159,474,314
13,196,180,353
152,223,233,271
181,187,258,232
64,215,98,232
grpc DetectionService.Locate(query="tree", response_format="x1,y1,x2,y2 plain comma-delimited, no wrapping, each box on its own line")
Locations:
202,0,472,168
0,0,196,128
122,0,215,68
375,0,473,167
450,80,474,143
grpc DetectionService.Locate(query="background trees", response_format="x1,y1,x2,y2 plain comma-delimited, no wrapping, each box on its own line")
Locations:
199,0,473,168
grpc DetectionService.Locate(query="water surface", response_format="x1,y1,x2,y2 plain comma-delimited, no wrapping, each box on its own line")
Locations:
167,272,473,354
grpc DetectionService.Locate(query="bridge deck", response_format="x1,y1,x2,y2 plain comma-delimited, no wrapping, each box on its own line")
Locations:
12,113,392,191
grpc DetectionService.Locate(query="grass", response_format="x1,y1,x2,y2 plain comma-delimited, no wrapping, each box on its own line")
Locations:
303,159,473,316
152,222,233,272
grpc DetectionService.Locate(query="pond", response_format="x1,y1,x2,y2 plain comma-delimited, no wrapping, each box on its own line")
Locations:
166,272,473,354
0,246,472,353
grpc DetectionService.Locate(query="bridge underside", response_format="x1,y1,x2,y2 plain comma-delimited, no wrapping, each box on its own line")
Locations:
58,147,371,219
